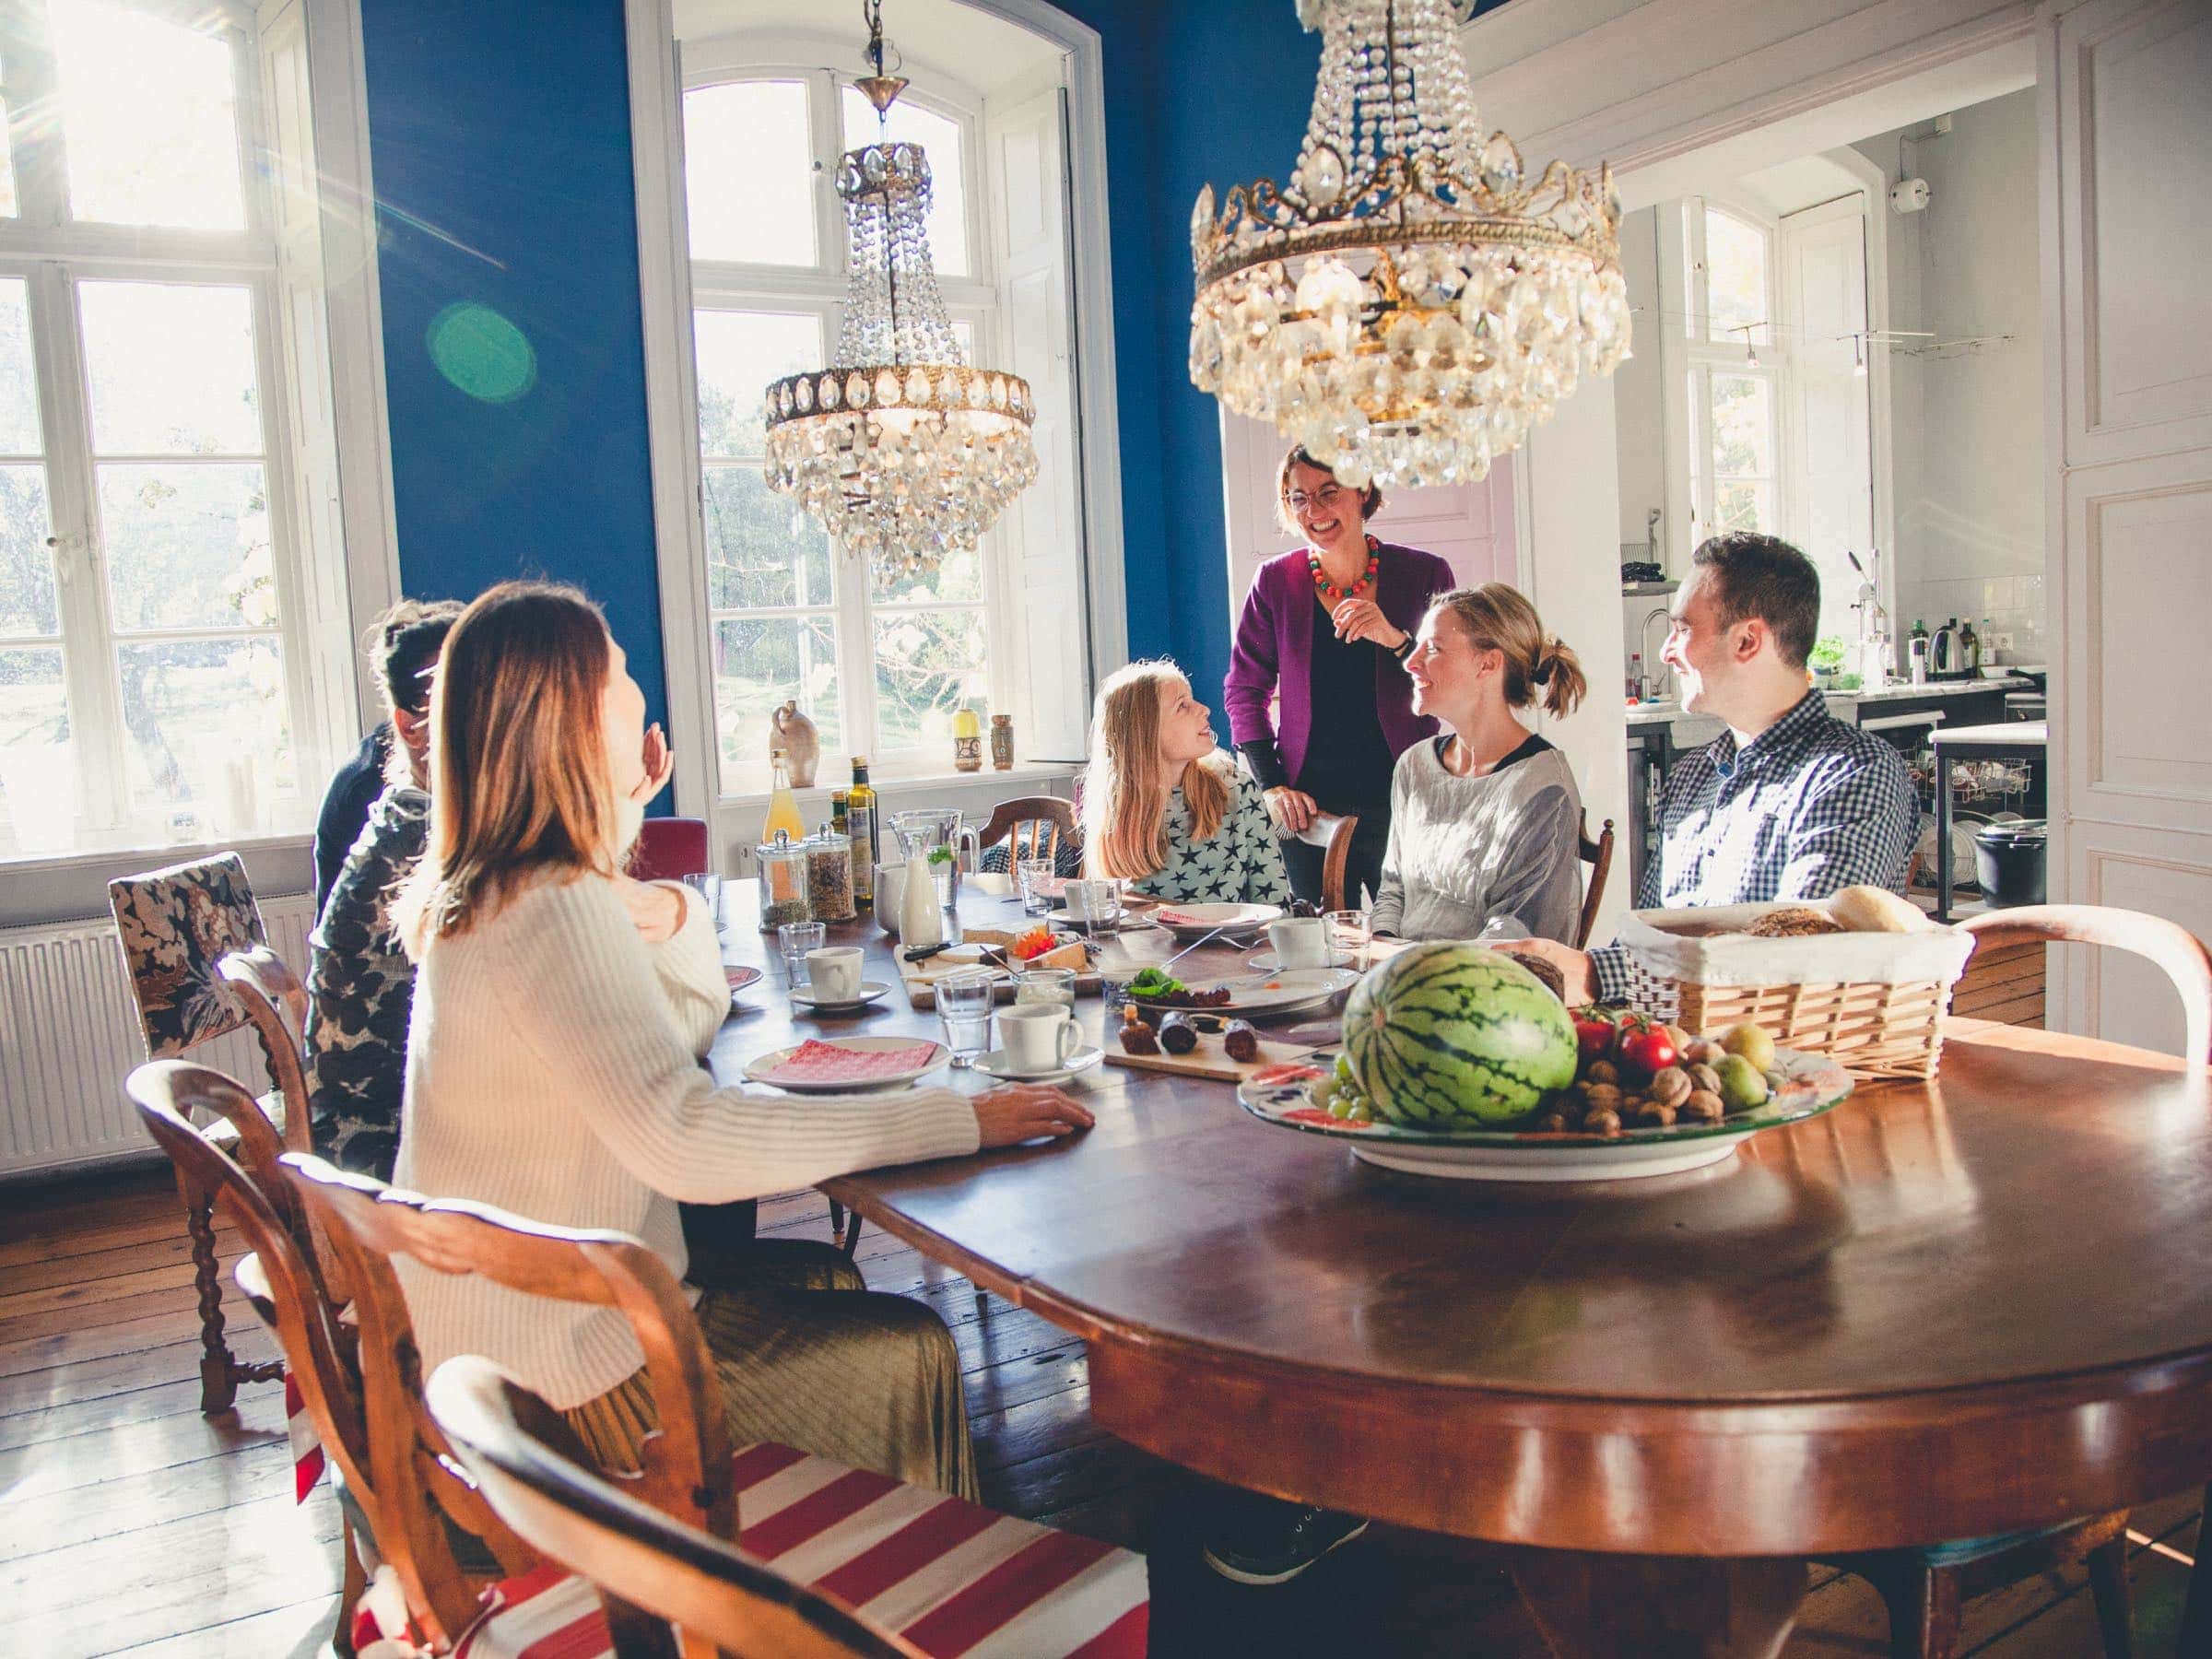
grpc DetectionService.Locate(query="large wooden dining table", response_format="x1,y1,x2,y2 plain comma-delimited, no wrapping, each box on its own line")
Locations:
708,879,2212,1656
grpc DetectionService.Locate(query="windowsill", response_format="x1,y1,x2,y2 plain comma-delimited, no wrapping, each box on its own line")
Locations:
714,759,1077,813
0,826,315,879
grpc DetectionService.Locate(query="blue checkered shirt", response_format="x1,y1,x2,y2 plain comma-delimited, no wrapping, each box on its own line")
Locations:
1591,691,1918,1002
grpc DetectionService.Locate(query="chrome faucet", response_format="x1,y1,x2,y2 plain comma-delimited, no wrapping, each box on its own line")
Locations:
1638,607,1674,700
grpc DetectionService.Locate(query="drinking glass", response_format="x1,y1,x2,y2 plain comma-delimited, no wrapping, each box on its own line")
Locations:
935,970,996,1068
679,873,725,934
1013,965,1077,1008
1017,857,1055,916
778,921,826,985
1068,878,1124,932
1324,908,1370,966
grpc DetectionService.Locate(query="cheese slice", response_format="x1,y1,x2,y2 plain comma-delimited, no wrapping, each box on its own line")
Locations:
1034,940,1088,971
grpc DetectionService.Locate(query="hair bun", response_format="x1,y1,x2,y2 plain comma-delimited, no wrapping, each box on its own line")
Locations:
1533,641,1559,685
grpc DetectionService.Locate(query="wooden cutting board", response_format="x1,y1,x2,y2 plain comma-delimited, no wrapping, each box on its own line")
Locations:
1103,1033,1321,1083
892,939,1102,1008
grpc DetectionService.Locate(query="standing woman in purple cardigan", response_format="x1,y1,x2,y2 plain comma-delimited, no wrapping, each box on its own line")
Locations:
1224,447,1457,907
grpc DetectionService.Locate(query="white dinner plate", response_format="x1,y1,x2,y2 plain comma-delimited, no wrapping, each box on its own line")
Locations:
1150,901,1283,940
1245,948,1350,973
724,964,763,1001
788,979,895,1012
971,1045,1105,1087
1130,966,1359,1021
743,1036,947,1094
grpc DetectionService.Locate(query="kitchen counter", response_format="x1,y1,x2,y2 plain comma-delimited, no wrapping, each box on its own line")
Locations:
1829,675,2034,704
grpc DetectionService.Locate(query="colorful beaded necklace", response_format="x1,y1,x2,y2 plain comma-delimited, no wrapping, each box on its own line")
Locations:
1310,534,1382,604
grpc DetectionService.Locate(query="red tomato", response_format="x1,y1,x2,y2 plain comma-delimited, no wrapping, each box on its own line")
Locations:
1617,1022,1677,1078
1572,1011,1618,1063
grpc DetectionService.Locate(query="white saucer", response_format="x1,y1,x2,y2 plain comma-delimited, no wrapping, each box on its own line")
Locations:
971,1045,1105,1086
1246,948,1349,973
789,979,894,1012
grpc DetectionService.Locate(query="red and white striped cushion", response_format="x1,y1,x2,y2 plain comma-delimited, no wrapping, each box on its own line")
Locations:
453,1442,1148,1659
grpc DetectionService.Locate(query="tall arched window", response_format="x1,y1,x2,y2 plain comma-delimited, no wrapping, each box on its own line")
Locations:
1682,201,1783,541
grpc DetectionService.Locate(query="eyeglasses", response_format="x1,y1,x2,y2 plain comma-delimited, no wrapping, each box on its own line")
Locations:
1285,484,1345,512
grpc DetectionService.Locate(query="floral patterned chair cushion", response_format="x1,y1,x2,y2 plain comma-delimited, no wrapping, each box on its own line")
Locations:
110,853,267,1058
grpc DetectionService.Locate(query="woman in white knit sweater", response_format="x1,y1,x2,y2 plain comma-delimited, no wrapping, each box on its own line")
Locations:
1371,585,1589,946
390,582,1090,1499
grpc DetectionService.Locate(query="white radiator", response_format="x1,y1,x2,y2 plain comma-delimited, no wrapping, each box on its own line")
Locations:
0,895,316,1178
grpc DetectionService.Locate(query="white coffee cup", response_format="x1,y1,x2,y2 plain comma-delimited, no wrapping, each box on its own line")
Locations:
806,947,865,1003
1266,915,1332,970
998,1004,1078,1073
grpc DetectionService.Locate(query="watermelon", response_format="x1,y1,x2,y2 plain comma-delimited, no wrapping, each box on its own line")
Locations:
1341,945,1578,1128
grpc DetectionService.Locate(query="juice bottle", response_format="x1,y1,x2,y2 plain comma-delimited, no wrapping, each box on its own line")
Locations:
762,748,806,843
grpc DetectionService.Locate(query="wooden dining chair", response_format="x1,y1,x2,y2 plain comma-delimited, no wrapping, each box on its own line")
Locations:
1317,812,1359,913
975,794,1077,869
1576,813,1616,951
108,854,301,1412
126,1060,382,1657
283,1154,1150,1658
1819,904,2212,1659
429,1357,922,1659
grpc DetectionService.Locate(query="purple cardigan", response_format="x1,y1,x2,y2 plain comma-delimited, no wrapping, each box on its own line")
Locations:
1225,542,1456,790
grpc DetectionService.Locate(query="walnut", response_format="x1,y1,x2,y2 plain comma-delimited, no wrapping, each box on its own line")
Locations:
1646,1067,1693,1109
1582,1107,1623,1136
1682,1089,1725,1123
1635,1100,1678,1127
1687,1063,1723,1095
1583,1060,1621,1086
1679,1038,1726,1067
1534,1109,1572,1134
1578,1083,1624,1114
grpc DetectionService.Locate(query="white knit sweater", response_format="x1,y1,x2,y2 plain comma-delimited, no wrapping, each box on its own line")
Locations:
392,873,981,1407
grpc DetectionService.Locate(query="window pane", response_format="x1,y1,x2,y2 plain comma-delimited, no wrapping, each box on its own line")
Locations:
0,647,74,850
1709,374,1773,479
713,617,841,790
0,277,41,453
116,636,292,815
53,0,246,230
695,310,818,459
841,90,969,278
100,464,273,632
874,543,981,606
686,81,814,265
1714,480,1774,534
0,465,58,636
704,465,831,609
0,100,16,218
873,608,986,753
80,282,262,455
1704,208,1767,343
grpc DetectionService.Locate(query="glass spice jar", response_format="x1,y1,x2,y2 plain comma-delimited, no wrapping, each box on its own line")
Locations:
755,831,813,932
990,713,1015,771
805,829,856,922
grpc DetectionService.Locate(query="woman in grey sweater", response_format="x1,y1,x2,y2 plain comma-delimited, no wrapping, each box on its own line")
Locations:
1371,585,1589,945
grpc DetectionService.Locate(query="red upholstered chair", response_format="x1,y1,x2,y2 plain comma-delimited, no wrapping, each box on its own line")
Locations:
631,817,711,881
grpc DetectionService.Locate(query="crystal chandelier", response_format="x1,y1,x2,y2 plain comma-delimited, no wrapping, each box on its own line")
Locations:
763,3,1037,581
1188,0,1631,488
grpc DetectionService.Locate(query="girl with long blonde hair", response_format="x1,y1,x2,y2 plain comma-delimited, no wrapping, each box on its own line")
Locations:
1371,583,1591,944
390,582,1089,1496
1081,660,1290,905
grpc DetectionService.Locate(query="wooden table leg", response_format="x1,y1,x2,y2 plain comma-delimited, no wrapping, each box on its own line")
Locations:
1509,1550,1807,1659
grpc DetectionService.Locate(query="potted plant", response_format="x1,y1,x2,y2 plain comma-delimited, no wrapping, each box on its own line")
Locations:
1809,634,1848,688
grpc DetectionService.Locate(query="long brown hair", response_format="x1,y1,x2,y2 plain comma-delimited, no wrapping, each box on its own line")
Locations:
395,582,622,949
1428,584,1589,718
1080,661,1231,881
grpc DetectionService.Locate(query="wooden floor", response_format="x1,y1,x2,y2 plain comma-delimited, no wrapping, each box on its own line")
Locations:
3,1163,2198,1657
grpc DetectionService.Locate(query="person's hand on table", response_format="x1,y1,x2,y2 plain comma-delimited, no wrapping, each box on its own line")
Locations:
618,875,687,943
1493,938,1595,1006
974,1085,1095,1147
1330,594,1407,652
1265,785,1318,834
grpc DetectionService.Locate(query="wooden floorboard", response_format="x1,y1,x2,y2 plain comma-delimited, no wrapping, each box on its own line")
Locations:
0,1168,2195,1657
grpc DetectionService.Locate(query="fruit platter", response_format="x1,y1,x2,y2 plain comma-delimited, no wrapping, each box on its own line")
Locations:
1235,942,1853,1182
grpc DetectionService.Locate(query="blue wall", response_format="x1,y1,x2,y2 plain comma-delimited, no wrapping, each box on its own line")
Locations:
355,0,1314,732
357,0,669,738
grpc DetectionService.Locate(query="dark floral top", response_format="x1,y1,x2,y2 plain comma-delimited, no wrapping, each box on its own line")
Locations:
306,783,428,1181
1127,771,1294,906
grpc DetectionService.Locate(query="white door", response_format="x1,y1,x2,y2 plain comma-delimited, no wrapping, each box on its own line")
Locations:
2043,0,2212,1055
1218,412,1518,612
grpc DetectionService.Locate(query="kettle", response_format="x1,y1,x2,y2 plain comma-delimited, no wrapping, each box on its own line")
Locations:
1931,618,1963,679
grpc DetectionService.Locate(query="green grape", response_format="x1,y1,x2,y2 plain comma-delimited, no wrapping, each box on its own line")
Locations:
1346,1101,1374,1124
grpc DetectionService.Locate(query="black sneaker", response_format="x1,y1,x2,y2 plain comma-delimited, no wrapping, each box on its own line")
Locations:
1202,1504,1371,1586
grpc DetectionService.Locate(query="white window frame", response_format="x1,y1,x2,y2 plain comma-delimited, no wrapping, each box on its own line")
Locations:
0,0,398,873
681,62,1003,796
1672,196,1792,548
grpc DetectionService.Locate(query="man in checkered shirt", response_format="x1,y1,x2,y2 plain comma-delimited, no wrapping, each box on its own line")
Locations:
1507,532,1917,1006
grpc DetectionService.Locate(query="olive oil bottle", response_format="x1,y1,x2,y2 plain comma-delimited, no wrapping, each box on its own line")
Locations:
847,757,877,908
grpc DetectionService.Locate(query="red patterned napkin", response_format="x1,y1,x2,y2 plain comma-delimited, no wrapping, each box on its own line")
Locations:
1157,909,1211,927
762,1039,938,1085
